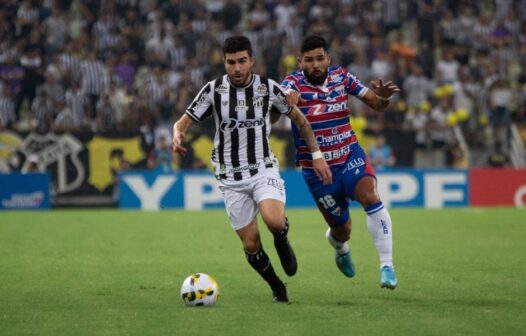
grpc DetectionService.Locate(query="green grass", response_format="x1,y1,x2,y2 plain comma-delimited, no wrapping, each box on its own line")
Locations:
0,208,525,336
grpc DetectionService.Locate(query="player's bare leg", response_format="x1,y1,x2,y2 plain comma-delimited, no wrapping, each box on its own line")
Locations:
236,217,289,302
326,219,355,277
259,199,298,277
355,176,397,289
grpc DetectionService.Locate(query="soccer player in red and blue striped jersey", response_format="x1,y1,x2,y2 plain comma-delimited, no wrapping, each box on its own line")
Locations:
279,35,400,289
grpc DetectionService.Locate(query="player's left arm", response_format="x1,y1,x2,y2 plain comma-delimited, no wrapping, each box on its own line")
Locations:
287,106,332,185
360,79,401,112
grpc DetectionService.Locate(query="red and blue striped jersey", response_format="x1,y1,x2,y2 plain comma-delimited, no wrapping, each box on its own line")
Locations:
281,66,368,170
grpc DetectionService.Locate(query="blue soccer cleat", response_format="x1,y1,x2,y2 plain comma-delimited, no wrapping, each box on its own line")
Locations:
335,251,355,278
380,266,398,289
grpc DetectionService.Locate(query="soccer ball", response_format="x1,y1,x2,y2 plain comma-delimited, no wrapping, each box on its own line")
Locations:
180,273,219,307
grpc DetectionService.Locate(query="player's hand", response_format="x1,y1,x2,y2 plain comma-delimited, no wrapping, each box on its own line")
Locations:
172,131,187,155
313,157,332,185
286,90,301,106
371,79,400,99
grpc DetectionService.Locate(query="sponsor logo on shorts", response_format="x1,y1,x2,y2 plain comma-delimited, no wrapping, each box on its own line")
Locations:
267,178,284,191
346,157,365,170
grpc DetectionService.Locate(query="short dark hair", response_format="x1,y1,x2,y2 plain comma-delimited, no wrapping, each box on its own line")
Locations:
223,36,253,56
300,35,328,53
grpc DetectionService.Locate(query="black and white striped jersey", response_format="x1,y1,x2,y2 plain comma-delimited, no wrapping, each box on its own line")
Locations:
185,74,292,181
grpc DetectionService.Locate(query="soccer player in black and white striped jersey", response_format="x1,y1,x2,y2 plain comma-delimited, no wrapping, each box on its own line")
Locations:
173,36,332,303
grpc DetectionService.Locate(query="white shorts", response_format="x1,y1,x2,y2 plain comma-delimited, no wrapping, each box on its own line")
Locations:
219,167,286,231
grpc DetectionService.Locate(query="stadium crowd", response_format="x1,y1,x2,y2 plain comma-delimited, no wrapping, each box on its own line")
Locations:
0,0,525,169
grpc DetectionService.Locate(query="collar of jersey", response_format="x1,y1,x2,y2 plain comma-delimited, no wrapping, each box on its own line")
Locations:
227,73,256,89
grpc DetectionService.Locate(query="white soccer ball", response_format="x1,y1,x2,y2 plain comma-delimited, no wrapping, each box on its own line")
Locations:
180,273,219,307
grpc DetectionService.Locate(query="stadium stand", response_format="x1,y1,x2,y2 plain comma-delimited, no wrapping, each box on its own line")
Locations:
0,0,525,171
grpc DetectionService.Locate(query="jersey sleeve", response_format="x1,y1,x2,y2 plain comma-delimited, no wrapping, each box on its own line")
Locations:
185,81,214,122
280,74,300,93
269,79,292,115
346,72,369,98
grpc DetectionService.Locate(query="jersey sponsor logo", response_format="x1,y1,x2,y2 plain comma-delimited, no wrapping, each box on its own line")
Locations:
316,129,354,146
323,145,352,161
227,162,260,174
255,84,268,96
327,101,347,112
309,104,325,115
307,101,347,116
215,84,228,94
267,177,284,191
219,118,265,131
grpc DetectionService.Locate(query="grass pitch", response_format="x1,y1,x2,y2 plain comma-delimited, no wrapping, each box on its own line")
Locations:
0,208,525,336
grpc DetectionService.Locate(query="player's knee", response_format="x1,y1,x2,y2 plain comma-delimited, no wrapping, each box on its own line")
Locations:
355,177,380,207
263,214,286,232
260,208,286,232
242,236,261,253
357,190,380,208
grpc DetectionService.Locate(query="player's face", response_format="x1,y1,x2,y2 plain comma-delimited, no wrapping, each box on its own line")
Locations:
224,51,254,87
298,48,331,85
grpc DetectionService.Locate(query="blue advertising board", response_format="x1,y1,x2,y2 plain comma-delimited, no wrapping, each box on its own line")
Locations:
119,169,468,210
0,173,51,210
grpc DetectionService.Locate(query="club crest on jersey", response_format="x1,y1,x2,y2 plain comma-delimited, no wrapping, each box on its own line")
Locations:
215,84,228,94
252,96,263,108
330,73,344,82
255,84,268,96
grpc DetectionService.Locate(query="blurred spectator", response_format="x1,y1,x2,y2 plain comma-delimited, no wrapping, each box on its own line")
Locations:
0,86,16,129
436,49,460,84
30,89,53,132
21,154,41,174
428,96,454,167
488,78,513,144
368,134,396,170
147,135,174,173
403,63,433,109
486,141,510,167
0,54,25,117
95,92,115,132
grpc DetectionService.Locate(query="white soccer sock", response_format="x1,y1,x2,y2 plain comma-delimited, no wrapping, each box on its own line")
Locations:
365,202,393,269
326,228,349,255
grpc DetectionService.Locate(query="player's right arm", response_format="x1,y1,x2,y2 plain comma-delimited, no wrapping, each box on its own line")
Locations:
173,81,214,155
172,114,194,155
